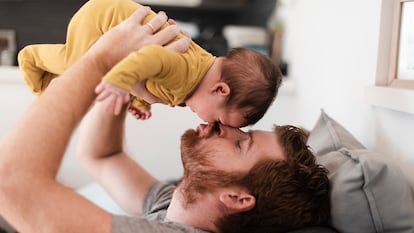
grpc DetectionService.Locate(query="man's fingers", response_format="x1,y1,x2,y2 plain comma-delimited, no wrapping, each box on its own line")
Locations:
129,6,151,25
168,19,191,38
165,36,191,53
167,19,176,25
144,11,168,33
180,29,190,38
152,24,180,46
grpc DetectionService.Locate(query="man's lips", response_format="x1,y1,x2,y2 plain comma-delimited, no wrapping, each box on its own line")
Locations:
198,122,221,137
198,123,208,133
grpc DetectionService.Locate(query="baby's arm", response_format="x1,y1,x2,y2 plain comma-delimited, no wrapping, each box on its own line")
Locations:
95,80,130,115
96,45,178,115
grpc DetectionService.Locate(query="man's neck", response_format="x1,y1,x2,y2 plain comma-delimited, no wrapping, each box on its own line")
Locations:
166,190,220,233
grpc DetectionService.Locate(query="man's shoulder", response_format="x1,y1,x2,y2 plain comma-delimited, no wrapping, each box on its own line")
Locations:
143,182,175,215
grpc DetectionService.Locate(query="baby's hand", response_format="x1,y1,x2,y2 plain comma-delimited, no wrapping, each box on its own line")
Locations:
95,80,130,115
128,105,152,120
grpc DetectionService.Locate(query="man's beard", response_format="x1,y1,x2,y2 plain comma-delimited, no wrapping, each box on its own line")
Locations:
178,128,243,207
178,128,213,206
180,127,215,169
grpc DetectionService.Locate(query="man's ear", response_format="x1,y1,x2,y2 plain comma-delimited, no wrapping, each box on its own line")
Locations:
219,191,256,213
210,82,230,96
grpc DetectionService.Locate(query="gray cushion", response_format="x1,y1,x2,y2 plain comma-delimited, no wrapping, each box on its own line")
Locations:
307,110,414,233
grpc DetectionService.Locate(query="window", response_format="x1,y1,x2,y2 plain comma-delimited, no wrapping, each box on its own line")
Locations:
388,0,414,88
366,0,414,114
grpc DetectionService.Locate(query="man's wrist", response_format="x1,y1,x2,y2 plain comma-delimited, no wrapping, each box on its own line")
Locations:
83,50,112,77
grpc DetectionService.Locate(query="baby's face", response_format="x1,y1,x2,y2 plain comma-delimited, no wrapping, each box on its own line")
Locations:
193,105,247,128
185,92,248,128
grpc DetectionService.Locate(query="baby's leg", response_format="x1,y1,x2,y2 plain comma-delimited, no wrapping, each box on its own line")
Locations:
63,0,141,67
18,44,64,94
18,0,143,95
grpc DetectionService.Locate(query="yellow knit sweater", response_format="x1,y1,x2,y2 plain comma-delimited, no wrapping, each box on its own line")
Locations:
18,0,215,110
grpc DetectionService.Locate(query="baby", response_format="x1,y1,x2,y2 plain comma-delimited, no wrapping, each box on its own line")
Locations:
18,0,282,127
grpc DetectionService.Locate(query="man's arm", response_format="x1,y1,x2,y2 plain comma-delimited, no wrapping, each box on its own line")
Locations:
0,40,114,233
0,7,189,233
77,101,157,216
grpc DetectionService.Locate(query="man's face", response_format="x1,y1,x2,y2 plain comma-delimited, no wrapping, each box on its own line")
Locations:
181,122,285,177
178,123,285,205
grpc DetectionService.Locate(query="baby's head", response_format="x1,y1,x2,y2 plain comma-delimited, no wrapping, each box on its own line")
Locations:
186,48,282,128
220,48,282,127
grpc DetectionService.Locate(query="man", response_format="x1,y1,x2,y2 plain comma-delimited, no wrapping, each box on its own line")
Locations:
0,7,330,233
78,100,331,233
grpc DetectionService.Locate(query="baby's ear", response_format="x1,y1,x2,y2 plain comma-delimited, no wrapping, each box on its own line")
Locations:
210,82,230,96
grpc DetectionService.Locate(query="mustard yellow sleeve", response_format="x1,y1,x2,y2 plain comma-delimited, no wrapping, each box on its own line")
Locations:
102,45,186,91
130,97,151,111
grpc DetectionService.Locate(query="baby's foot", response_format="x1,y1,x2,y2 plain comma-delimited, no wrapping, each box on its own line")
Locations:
128,106,152,120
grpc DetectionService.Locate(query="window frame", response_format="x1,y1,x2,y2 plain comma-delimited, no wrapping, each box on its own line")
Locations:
365,0,414,114
388,0,414,89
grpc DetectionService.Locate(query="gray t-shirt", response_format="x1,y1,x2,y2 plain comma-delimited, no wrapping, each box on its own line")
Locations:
112,182,210,233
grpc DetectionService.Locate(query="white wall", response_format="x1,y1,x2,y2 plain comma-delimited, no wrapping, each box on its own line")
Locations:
255,0,414,186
